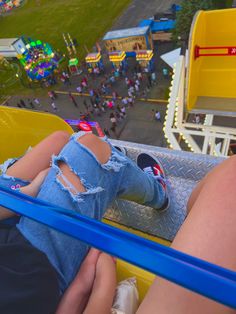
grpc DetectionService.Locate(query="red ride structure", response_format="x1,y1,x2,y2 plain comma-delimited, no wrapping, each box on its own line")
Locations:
194,45,236,59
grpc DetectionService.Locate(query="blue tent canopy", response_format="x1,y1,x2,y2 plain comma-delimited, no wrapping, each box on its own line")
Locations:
138,19,176,32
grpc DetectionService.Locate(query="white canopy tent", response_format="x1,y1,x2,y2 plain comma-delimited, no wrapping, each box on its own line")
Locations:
160,48,181,69
161,48,189,69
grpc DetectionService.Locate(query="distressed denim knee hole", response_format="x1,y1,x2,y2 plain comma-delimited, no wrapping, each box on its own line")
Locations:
51,155,104,203
70,133,127,172
57,161,86,195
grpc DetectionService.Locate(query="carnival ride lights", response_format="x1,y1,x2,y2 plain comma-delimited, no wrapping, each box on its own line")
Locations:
0,0,21,13
18,39,58,81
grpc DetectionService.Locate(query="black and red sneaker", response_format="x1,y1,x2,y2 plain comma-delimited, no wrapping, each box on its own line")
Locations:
137,153,170,211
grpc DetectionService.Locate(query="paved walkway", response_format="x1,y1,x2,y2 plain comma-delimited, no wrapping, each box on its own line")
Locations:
6,89,168,146
112,0,181,30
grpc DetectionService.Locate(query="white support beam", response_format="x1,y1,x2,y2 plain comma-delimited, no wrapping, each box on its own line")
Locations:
202,114,214,155
181,133,202,154
163,57,185,151
171,128,236,141
202,135,209,155
182,122,236,136
209,137,216,155
176,57,185,129
221,138,230,156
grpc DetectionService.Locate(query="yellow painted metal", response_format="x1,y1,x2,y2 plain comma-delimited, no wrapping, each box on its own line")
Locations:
187,9,236,112
104,219,171,301
0,106,73,163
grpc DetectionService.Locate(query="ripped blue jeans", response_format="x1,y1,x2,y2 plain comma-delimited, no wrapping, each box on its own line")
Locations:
0,132,166,293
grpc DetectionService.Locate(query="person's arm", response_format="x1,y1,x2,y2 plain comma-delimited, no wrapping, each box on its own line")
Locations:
0,169,49,220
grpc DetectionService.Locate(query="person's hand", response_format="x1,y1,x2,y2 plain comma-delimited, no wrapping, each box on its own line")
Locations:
21,168,50,197
56,249,101,314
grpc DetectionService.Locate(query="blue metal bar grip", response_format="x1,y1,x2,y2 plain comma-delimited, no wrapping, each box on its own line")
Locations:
0,185,235,308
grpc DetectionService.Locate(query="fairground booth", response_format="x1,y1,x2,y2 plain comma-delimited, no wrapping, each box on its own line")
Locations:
68,58,80,75
136,50,154,72
108,51,127,71
138,19,176,42
85,52,103,72
103,26,153,58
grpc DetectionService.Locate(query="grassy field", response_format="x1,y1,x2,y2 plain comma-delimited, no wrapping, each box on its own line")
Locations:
0,0,130,97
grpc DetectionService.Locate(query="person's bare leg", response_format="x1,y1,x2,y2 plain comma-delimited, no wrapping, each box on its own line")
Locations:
55,249,101,314
187,157,236,213
83,253,117,314
186,179,205,214
137,155,236,314
55,134,115,314
6,131,70,181
57,133,111,193
0,168,50,220
0,131,70,219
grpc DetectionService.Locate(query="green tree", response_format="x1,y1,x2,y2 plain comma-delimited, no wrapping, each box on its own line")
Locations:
172,0,214,43
212,0,233,8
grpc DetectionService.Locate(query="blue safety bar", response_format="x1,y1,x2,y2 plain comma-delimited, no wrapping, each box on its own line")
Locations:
0,185,236,309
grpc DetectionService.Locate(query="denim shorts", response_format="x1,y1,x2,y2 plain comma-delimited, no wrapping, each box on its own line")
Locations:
0,132,166,293
0,157,30,190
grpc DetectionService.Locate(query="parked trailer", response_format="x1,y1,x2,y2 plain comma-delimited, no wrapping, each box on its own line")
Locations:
0,38,26,58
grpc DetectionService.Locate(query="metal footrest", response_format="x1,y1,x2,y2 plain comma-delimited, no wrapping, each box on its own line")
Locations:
106,140,225,241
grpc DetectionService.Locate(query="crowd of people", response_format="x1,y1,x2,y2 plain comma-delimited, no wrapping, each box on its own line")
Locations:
2,59,167,140
61,62,160,136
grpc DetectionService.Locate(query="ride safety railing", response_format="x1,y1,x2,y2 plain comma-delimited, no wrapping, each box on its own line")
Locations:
194,45,236,59
0,185,236,309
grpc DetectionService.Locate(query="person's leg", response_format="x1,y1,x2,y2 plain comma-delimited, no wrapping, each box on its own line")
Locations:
56,133,111,194
0,131,70,219
0,169,50,220
6,131,70,181
49,132,166,215
137,155,236,314
18,132,167,294
17,132,115,293
187,157,231,213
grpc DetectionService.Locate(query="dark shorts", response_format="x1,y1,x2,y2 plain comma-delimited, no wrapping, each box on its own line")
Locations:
0,223,60,314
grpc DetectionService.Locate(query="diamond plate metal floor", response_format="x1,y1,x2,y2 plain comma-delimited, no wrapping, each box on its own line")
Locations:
105,140,225,241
